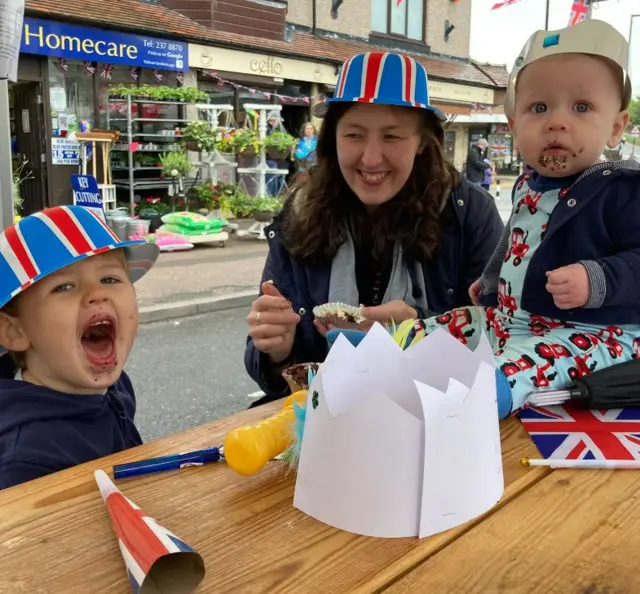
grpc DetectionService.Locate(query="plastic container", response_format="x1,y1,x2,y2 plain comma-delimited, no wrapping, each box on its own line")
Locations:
126,218,151,239
105,209,130,242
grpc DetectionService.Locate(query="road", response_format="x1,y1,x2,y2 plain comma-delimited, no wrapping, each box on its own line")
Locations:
127,307,262,442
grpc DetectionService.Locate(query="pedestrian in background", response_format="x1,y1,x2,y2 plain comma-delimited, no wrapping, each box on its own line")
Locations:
466,137,490,187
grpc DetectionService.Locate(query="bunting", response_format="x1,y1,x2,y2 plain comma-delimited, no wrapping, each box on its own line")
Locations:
201,70,318,104
100,64,113,80
491,0,522,9
471,103,494,114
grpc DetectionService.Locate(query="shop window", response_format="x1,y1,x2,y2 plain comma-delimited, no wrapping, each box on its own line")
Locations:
371,0,424,41
48,59,95,137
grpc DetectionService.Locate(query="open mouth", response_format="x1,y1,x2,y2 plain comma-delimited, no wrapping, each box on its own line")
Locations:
539,142,571,168
358,170,389,186
81,315,117,368
543,143,569,154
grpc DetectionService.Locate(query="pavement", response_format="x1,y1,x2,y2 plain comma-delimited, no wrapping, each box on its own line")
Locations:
137,179,516,326
137,231,267,323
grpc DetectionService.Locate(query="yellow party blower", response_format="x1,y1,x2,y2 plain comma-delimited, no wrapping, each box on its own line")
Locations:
223,390,308,476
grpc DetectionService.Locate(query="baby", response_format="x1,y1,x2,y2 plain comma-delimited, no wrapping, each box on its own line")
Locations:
328,19,640,419
0,205,159,489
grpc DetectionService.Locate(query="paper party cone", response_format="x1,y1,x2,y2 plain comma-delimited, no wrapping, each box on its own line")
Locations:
95,470,205,593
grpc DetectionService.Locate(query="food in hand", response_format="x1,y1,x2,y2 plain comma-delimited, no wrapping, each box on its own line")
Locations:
313,302,366,329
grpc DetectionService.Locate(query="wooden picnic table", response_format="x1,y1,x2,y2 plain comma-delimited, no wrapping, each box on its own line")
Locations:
1,399,620,594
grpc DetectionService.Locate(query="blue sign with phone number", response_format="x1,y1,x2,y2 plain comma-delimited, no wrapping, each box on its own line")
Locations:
20,17,185,72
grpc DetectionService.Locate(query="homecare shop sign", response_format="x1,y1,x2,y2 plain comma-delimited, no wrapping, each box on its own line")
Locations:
20,17,186,71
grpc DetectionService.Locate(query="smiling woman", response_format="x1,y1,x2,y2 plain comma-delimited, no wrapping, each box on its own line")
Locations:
243,51,504,404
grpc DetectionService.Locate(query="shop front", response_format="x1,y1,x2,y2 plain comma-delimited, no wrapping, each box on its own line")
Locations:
449,113,517,176
14,16,186,213
188,44,336,136
425,80,496,172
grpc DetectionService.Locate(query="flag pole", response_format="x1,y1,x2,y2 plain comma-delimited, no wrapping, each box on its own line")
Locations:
545,0,550,30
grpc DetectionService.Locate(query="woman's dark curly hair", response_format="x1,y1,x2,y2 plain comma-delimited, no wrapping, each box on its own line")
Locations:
280,102,460,266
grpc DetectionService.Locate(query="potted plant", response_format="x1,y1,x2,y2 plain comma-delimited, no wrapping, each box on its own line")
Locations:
265,131,296,160
252,195,284,223
159,151,192,178
108,85,208,104
181,121,217,153
232,127,262,156
191,182,223,213
12,158,34,219
135,196,171,217
222,187,256,219
216,129,237,157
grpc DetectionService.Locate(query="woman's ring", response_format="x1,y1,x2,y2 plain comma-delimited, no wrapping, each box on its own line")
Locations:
255,312,262,325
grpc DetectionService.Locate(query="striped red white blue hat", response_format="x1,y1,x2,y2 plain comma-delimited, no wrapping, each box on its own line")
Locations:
0,205,159,310
313,52,445,120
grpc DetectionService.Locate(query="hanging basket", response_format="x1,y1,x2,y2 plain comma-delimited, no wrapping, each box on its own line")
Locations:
238,146,258,157
267,148,290,160
237,154,259,168
253,209,275,223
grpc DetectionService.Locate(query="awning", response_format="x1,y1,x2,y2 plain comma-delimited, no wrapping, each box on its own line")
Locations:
448,114,508,124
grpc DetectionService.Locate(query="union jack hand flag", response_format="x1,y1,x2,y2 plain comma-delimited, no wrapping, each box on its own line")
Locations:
519,405,640,461
568,0,591,27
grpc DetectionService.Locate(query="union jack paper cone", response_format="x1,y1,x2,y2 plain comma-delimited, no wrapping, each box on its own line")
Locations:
95,470,205,593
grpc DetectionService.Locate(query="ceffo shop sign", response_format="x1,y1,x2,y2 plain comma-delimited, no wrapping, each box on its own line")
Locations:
20,17,186,71
189,43,337,84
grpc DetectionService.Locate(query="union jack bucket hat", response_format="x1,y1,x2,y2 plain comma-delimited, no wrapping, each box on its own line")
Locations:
312,51,446,121
0,205,159,310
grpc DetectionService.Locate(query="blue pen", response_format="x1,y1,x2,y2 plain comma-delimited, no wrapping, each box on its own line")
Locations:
113,447,222,480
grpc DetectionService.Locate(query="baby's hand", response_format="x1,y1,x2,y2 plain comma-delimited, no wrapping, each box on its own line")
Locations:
545,264,589,309
468,279,482,305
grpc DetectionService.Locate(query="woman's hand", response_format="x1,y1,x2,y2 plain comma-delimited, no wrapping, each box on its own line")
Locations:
469,279,482,306
361,300,418,327
247,281,300,364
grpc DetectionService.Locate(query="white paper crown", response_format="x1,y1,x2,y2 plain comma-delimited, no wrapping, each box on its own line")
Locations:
293,323,504,539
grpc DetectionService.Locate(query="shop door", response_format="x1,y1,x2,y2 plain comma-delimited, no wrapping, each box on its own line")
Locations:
12,82,47,215
444,131,456,163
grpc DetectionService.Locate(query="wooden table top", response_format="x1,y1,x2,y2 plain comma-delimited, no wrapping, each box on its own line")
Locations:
0,403,548,594
386,462,640,594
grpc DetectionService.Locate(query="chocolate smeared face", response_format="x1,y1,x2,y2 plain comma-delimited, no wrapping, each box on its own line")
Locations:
510,54,629,177
537,143,585,172
5,251,139,394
